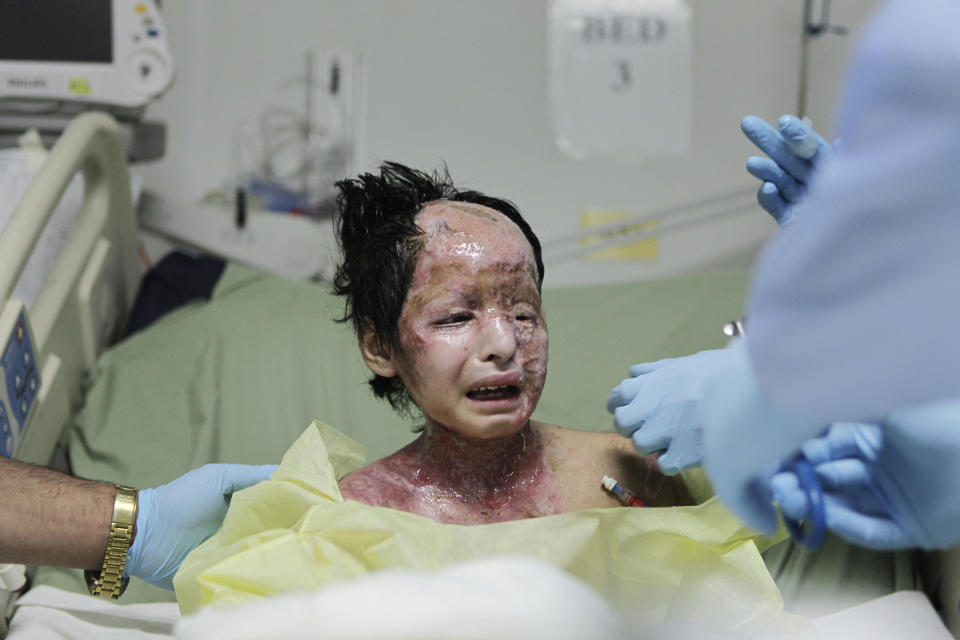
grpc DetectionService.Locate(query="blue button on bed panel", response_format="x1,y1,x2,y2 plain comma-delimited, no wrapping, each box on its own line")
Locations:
0,399,11,458
3,345,20,419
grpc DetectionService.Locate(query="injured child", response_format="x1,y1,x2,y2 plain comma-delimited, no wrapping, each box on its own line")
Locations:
332,162,693,522
173,163,810,636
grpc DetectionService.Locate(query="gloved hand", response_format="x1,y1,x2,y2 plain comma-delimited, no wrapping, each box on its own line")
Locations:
607,348,736,475
770,423,913,549
126,463,276,590
741,114,832,226
701,340,821,534
771,401,960,550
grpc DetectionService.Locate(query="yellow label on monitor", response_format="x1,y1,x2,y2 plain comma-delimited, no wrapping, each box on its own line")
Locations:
579,210,658,261
68,78,93,95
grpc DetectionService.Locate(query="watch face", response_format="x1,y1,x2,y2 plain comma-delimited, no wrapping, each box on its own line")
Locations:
86,487,137,599
113,486,138,525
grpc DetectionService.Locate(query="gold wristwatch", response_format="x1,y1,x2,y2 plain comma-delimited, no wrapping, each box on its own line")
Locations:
84,485,138,599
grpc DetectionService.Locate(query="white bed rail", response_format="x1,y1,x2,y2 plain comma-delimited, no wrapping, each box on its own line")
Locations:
0,112,141,465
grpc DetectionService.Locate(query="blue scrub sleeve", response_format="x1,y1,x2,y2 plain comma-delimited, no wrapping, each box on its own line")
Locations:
746,0,960,424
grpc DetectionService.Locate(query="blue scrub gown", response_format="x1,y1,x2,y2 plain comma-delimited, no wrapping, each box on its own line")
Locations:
746,0,960,425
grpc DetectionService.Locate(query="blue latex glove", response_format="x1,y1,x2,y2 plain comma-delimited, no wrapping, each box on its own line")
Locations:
126,463,276,590
702,340,821,534
772,401,960,550
741,114,832,226
606,348,736,475
770,423,912,549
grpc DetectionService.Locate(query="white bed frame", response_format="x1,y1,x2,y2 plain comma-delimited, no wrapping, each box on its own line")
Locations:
0,111,141,466
0,112,142,635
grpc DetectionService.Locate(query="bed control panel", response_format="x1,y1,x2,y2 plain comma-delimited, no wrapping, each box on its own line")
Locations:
0,303,39,458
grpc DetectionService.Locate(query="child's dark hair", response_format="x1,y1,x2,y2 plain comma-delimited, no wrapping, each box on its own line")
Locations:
332,162,544,414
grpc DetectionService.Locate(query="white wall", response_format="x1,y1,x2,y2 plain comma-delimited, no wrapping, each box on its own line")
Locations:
140,0,881,287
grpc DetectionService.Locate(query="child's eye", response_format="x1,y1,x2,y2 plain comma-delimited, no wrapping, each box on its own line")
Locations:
435,313,472,326
514,303,541,324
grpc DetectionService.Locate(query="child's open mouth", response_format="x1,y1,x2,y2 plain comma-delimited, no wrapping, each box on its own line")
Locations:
466,385,520,401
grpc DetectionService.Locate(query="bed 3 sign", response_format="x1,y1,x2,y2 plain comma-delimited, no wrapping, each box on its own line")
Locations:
0,308,39,458
548,0,692,159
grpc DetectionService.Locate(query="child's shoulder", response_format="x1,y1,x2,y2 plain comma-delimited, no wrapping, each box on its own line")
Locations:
535,421,635,463
338,449,417,508
535,422,694,508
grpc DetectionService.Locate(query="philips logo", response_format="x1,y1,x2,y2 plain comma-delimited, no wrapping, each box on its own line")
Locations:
7,77,47,90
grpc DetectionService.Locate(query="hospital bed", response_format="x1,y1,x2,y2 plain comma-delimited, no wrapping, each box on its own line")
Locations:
0,112,956,638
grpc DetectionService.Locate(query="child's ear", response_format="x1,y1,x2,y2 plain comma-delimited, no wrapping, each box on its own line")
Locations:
358,326,397,378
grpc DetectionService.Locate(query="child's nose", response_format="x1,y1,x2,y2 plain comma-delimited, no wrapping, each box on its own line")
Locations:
480,314,517,364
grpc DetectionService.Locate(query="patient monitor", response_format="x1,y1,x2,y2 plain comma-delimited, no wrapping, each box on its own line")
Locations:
0,0,173,112
0,0,173,160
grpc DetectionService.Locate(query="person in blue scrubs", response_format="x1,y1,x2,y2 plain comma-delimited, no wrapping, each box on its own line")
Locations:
608,0,960,551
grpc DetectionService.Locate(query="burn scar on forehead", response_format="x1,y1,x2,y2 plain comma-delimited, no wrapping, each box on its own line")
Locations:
415,202,540,285
421,219,485,259
446,203,502,222
455,242,484,257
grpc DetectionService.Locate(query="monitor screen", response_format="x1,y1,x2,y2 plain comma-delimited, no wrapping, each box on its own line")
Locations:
0,0,112,64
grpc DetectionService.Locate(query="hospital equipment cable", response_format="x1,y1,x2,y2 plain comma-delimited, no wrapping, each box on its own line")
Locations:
220,67,351,218
541,186,757,266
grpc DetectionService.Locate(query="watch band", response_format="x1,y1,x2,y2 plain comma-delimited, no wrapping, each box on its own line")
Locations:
84,485,138,599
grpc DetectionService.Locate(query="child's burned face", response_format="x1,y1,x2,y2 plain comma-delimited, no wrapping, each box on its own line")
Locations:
391,201,548,439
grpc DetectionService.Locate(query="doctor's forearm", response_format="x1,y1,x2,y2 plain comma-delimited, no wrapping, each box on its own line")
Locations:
0,456,119,569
